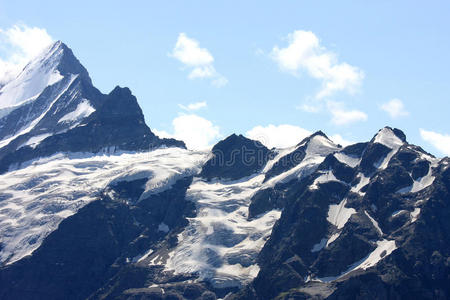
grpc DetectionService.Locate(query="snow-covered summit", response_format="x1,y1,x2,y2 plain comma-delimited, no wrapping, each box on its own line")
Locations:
0,41,184,173
0,41,90,116
372,127,406,149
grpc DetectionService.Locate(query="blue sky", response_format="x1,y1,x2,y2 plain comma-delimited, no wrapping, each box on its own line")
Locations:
1,1,450,154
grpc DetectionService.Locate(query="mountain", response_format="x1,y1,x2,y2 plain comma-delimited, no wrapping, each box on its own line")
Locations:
200,133,272,181
233,127,450,299
0,41,184,173
0,42,449,300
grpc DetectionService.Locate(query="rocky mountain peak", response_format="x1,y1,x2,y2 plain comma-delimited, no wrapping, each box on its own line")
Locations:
0,41,91,115
372,126,407,147
200,134,271,181
0,41,184,173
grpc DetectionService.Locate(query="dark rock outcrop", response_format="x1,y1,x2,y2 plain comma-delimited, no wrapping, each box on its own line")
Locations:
200,134,271,181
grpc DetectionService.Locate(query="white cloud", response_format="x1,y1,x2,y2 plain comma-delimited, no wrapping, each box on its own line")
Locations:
154,114,221,150
297,102,322,113
327,101,368,126
0,24,53,85
420,129,450,156
178,101,207,111
330,134,353,147
380,98,409,118
211,76,228,87
246,124,311,149
188,65,215,79
271,30,364,99
170,33,227,87
171,33,214,66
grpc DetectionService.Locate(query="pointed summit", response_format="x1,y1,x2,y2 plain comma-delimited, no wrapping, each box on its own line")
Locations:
0,41,185,173
372,127,406,149
296,130,333,147
264,130,339,181
0,40,90,113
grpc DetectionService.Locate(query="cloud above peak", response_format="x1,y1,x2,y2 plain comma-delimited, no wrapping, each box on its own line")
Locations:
170,33,227,87
420,129,450,156
178,101,207,111
0,24,53,85
154,113,221,150
246,124,311,149
171,33,214,66
327,101,368,126
271,30,364,99
381,98,409,118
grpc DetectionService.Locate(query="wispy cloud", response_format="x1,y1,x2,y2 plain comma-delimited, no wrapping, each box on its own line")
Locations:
154,113,221,150
420,129,450,156
330,134,353,147
380,98,409,118
170,33,227,87
327,101,368,126
178,101,207,111
271,30,364,99
0,24,53,85
246,124,311,148
297,102,322,113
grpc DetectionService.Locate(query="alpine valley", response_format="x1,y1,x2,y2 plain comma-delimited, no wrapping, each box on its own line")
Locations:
0,42,449,300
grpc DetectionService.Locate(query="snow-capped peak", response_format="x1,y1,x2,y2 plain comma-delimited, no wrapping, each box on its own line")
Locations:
302,131,339,156
373,127,405,150
0,41,64,111
0,41,90,118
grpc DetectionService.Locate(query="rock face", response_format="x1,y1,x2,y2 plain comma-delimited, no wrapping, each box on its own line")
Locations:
200,134,272,181
231,127,450,300
0,41,184,173
0,42,449,300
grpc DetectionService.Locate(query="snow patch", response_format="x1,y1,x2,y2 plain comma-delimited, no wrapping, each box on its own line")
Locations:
351,173,370,196
58,99,95,123
310,170,342,190
391,210,406,218
326,233,340,247
334,152,360,168
396,167,435,194
410,208,421,222
348,239,397,271
373,128,404,170
317,239,397,282
17,133,52,149
327,199,356,229
134,248,154,263
364,210,383,235
311,238,327,252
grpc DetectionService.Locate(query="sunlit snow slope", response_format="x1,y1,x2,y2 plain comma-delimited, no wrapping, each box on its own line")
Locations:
0,148,206,265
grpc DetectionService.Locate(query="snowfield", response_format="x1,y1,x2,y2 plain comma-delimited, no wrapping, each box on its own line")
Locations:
0,148,207,265
164,174,281,288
